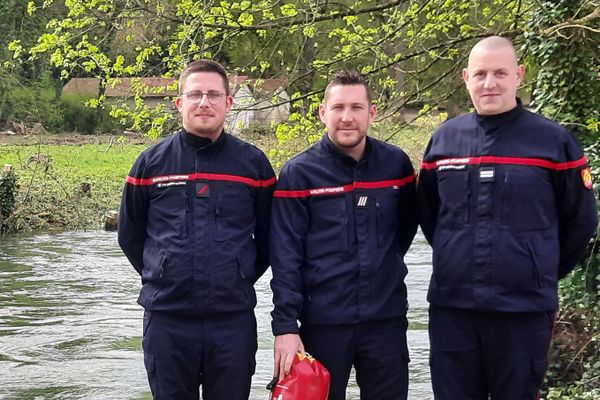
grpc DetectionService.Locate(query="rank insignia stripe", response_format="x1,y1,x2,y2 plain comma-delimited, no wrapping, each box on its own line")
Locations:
479,167,495,183
356,196,368,207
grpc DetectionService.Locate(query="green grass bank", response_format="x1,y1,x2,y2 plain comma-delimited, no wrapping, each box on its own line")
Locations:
0,118,436,233
0,139,148,232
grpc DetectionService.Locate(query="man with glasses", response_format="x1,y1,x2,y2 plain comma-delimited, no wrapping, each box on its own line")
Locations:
118,59,276,399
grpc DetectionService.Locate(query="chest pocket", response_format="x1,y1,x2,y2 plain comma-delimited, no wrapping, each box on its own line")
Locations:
437,169,470,227
375,189,399,247
306,194,349,257
215,183,255,241
148,185,188,239
501,167,555,230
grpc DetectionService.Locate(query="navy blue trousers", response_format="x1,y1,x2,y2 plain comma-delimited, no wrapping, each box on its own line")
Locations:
142,310,257,400
429,306,554,400
300,317,409,400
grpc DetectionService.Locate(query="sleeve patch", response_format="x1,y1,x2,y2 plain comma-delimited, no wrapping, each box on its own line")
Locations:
581,167,593,190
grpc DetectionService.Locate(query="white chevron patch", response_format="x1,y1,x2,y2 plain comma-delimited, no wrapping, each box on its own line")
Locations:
357,196,368,207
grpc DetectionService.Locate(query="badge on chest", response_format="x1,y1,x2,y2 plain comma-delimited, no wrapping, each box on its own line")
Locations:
196,181,210,198
479,167,495,183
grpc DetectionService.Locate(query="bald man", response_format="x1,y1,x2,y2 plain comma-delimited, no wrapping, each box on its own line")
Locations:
417,36,597,399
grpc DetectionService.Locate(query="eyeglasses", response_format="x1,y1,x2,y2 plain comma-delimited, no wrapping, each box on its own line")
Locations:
180,90,225,105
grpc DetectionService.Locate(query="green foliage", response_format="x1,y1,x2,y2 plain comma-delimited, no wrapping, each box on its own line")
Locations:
2,83,64,131
270,110,323,170
525,0,600,144
10,0,529,138
0,66,19,123
0,0,60,81
546,386,600,400
525,3,599,396
0,142,146,232
0,76,118,134
546,258,600,395
60,94,116,134
0,167,19,231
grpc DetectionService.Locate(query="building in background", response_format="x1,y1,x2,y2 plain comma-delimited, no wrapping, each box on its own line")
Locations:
63,76,290,134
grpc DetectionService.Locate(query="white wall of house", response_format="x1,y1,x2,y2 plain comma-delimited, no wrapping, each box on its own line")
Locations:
228,84,291,134
228,85,257,134
256,89,291,126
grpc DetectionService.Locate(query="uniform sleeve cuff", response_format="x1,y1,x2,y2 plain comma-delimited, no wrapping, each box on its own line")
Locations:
271,321,300,336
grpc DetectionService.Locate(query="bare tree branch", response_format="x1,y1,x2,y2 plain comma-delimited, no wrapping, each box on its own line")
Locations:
541,5,600,35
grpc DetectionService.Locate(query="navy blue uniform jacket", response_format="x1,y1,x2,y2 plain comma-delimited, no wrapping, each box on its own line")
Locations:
270,135,418,336
118,129,276,315
417,103,597,312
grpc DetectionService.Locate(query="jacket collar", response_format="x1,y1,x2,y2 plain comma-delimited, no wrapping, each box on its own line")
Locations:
180,128,227,150
475,98,524,131
321,133,372,165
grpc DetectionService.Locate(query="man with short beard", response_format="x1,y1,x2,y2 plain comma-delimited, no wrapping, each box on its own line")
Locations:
270,70,418,400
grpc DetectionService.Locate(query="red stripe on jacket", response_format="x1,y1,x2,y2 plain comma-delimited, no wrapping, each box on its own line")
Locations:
274,174,416,198
420,156,588,171
126,173,277,187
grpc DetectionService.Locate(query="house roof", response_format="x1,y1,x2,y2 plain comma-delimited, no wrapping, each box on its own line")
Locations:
106,77,177,97
63,77,177,97
62,78,101,96
235,77,288,98
62,76,288,98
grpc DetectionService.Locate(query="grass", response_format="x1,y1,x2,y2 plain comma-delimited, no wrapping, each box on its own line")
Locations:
0,141,147,232
0,116,435,233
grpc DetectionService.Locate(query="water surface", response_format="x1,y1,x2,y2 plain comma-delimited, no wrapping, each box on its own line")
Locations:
0,231,433,399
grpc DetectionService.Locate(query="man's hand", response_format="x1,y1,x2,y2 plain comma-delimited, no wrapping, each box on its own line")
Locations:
273,333,305,381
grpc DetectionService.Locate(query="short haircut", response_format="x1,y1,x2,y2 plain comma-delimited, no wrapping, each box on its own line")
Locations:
469,36,518,64
178,59,230,95
324,70,373,105
473,35,515,51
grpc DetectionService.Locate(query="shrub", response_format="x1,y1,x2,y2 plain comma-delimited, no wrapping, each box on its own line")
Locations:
0,166,19,232
3,85,64,132
543,142,600,396
60,94,118,134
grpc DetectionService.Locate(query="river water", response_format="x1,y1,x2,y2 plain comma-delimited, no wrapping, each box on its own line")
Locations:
0,231,433,399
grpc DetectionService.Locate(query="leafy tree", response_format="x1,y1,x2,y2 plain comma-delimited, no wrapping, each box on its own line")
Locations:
0,1,68,128
526,1,600,398
526,0,599,144
13,0,527,138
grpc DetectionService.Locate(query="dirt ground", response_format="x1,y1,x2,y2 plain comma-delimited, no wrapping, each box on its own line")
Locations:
0,131,155,146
